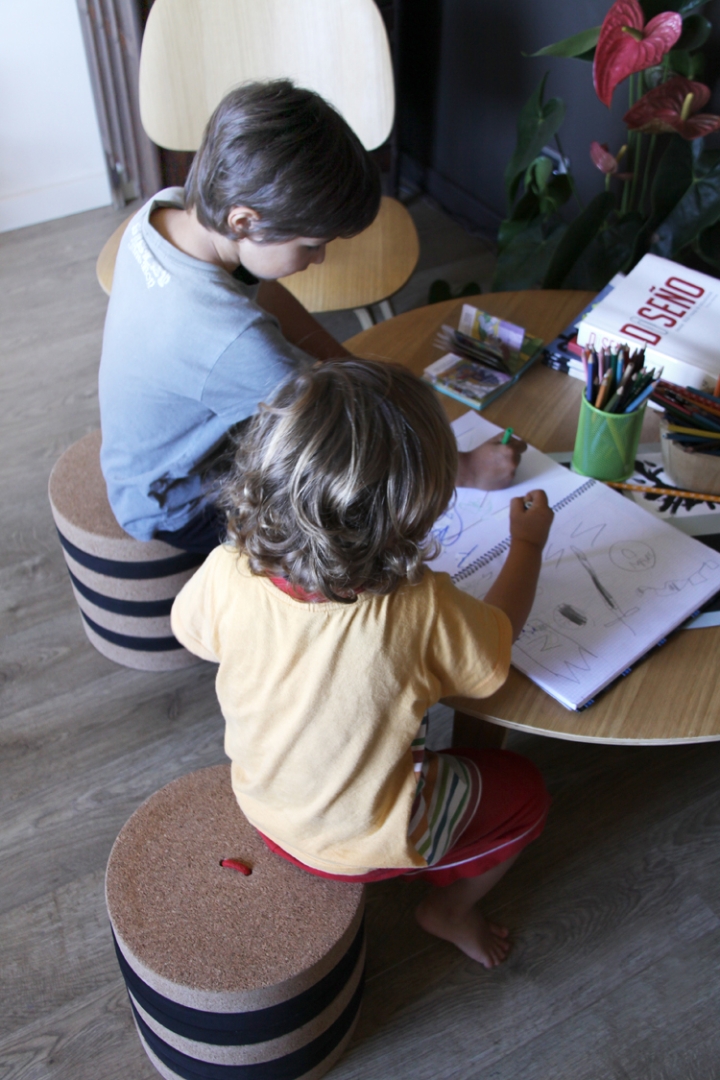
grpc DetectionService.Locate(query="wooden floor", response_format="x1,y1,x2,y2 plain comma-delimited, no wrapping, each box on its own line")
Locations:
2,205,720,1080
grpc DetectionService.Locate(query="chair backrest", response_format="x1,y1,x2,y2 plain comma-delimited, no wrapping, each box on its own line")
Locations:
139,0,394,152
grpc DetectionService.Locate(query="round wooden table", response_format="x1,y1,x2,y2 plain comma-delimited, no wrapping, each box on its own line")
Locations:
345,291,720,745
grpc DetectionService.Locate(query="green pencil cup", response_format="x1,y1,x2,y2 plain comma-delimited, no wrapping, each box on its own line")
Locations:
571,395,646,481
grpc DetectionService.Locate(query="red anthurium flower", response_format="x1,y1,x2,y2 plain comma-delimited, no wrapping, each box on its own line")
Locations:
594,0,682,107
624,76,720,138
590,141,621,173
590,142,633,181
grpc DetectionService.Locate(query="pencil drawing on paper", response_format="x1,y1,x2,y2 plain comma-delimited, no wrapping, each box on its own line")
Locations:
429,413,720,708
555,603,588,627
636,559,719,598
610,540,656,571
514,619,598,684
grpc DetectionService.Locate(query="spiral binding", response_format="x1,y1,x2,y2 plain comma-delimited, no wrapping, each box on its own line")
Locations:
451,479,597,584
550,478,597,513
453,537,512,583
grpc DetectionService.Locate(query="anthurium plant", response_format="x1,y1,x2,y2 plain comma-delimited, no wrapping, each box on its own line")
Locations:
493,0,720,291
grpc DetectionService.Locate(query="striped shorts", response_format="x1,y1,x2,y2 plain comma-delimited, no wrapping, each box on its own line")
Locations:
259,748,550,888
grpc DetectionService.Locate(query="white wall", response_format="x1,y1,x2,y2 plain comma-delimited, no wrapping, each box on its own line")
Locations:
0,0,112,232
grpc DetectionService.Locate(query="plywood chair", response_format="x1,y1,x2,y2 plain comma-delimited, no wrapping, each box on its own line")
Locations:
96,0,419,327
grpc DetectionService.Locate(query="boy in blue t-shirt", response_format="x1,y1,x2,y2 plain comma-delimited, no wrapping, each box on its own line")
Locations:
99,80,525,555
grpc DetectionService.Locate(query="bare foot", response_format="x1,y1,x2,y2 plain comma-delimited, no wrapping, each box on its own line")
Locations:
415,894,511,968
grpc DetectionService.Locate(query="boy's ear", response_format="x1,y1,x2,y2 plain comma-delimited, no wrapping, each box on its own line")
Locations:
227,205,261,239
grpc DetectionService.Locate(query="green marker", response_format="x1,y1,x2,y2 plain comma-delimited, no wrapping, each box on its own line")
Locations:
501,427,514,444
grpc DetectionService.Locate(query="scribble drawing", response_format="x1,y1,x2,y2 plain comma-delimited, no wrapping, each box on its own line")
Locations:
637,560,720,598
432,489,497,550
456,545,479,570
515,618,598,683
571,546,619,611
555,603,588,627
432,507,465,549
543,541,567,571
609,540,656,572
570,520,607,547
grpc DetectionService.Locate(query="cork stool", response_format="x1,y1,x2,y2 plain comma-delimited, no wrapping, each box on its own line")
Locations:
105,765,366,1080
48,430,203,670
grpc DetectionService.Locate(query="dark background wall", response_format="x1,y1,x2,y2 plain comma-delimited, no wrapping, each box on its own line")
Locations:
397,0,720,233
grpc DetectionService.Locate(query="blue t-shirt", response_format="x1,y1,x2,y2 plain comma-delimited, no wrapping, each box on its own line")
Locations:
98,188,311,541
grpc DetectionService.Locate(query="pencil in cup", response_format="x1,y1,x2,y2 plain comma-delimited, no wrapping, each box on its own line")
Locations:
571,394,647,481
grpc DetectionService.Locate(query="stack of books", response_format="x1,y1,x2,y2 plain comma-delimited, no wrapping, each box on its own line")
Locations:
544,255,720,394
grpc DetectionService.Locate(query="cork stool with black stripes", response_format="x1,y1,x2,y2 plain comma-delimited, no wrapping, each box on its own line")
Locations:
106,765,366,1080
48,430,202,670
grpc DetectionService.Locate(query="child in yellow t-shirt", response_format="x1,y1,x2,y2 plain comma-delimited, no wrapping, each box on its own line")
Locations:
171,359,553,968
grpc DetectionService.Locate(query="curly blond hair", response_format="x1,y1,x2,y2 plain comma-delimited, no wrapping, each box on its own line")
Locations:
220,359,457,602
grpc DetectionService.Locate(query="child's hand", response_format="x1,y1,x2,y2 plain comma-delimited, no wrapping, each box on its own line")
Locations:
509,489,553,549
456,434,527,491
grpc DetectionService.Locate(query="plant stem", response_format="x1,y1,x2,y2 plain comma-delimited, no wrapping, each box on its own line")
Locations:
639,133,657,215
630,132,643,212
622,75,636,214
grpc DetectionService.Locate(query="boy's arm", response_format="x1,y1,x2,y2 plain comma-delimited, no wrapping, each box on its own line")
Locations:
256,281,351,362
456,432,527,491
483,490,553,640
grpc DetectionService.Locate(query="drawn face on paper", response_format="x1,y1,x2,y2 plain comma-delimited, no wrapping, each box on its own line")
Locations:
609,541,657,572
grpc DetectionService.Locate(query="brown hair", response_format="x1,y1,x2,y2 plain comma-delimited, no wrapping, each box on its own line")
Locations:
185,80,381,242
221,360,458,601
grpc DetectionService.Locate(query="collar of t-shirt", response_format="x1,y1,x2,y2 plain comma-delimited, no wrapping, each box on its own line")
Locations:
268,576,364,603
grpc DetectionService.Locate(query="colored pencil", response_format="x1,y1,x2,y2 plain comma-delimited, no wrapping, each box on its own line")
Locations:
605,481,720,503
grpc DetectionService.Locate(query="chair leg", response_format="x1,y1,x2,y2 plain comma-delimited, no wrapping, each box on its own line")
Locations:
353,307,375,332
377,299,395,321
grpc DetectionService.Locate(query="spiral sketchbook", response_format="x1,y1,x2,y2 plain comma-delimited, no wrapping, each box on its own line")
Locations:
429,412,720,710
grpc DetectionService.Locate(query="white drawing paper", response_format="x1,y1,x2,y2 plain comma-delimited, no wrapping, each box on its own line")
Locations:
430,413,720,709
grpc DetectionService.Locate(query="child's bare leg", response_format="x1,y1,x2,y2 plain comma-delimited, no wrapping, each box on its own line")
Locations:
415,854,519,968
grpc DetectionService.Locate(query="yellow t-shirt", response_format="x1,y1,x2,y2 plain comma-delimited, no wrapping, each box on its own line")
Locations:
171,547,512,875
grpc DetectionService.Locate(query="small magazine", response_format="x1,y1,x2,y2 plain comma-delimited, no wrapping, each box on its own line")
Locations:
424,304,544,412
423,352,512,410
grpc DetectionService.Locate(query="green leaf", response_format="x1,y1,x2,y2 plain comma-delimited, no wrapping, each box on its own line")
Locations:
525,155,554,194
650,136,693,225
504,76,566,206
676,0,712,13
508,189,543,224
538,174,573,216
694,222,720,270
542,192,616,289
527,26,600,59
497,214,537,253
492,220,566,291
564,213,647,290
641,0,710,17
651,147,720,257
676,14,711,51
623,136,696,270
667,48,705,78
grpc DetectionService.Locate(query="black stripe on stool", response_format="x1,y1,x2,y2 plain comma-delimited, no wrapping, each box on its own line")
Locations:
57,527,204,579
113,920,364,1045
68,567,175,618
130,973,364,1080
81,610,183,651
